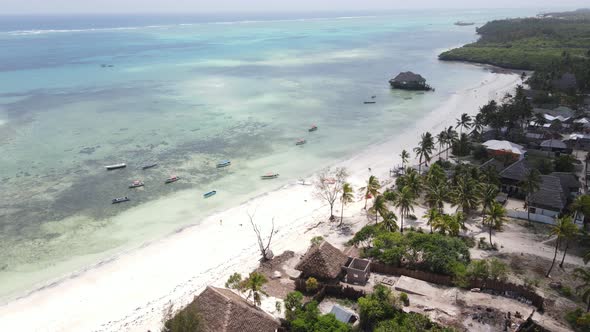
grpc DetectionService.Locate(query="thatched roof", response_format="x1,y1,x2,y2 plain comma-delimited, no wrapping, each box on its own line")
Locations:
193,286,280,332
499,159,530,182
295,241,348,280
530,175,567,211
391,71,426,84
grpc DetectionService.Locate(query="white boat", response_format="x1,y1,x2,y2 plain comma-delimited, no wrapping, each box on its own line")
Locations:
106,163,126,170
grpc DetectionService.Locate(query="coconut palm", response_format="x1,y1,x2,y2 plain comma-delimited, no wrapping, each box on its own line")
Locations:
472,113,485,137
451,176,480,215
400,149,410,171
370,194,389,224
381,211,399,232
435,131,447,161
423,208,440,233
546,216,574,277
432,213,461,236
455,113,473,135
393,186,416,233
570,195,589,228
559,216,579,268
480,183,499,227
413,132,434,173
573,268,590,312
521,169,542,223
404,168,422,197
485,202,507,247
533,113,547,128
244,272,268,307
425,183,446,214
339,182,355,227
360,175,381,210
445,126,458,159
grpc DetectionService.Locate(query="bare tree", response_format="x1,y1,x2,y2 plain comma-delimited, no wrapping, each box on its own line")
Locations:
247,210,275,261
314,167,348,221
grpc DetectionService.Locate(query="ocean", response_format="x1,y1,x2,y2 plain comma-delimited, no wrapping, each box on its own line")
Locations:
0,9,536,301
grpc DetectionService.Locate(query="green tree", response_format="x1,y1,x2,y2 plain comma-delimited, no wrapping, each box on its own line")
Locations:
521,169,542,223
371,194,390,224
436,130,448,161
414,132,435,173
290,301,351,332
400,149,410,170
456,113,473,135
451,176,480,215
340,182,355,227
358,285,397,330
243,272,268,307
574,268,590,312
423,208,440,234
485,202,507,247
559,216,579,268
432,213,461,237
480,183,499,230
570,194,590,228
393,186,416,233
225,272,243,290
546,217,574,277
163,303,202,332
360,175,381,210
445,126,458,159
382,211,399,232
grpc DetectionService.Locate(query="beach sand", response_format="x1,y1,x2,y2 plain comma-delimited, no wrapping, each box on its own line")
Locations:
0,72,521,332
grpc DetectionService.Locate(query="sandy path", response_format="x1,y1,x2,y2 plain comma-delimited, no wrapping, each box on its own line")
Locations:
0,72,521,332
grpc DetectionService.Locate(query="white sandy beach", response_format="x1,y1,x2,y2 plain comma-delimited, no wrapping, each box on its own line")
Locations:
0,72,522,332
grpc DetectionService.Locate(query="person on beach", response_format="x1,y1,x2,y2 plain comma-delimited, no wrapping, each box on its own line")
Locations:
219,219,222,225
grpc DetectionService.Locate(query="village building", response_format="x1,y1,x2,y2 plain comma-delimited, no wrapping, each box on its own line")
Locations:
482,140,526,162
539,139,569,154
389,72,433,91
294,241,349,282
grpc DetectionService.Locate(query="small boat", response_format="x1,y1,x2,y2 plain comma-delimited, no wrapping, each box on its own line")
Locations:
165,175,180,184
203,190,217,198
106,163,126,170
296,139,306,146
129,180,144,188
142,163,158,170
363,101,376,104
216,160,231,168
454,21,475,26
261,173,279,180
308,125,318,132
112,196,130,204
371,95,376,99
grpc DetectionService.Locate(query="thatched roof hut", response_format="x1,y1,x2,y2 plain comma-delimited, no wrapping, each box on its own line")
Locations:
389,72,433,91
295,241,348,281
192,286,280,332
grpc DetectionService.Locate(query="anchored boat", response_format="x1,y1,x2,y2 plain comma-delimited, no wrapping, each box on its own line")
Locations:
165,175,180,184
112,196,130,204
203,190,217,198
363,101,376,104
308,125,318,132
142,163,158,170
217,160,231,168
261,173,279,180
129,180,144,189
106,163,126,170
296,139,306,146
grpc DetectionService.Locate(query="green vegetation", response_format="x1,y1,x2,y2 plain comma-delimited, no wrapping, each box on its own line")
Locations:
289,300,352,332
566,308,590,331
310,236,324,246
224,271,268,307
163,303,202,332
306,277,319,293
546,216,577,277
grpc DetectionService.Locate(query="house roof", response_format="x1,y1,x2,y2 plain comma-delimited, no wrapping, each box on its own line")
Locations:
550,172,581,191
330,305,356,323
530,175,567,211
540,139,567,149
483,140,526,155
391,71,426,83
499,159,530,182
480,158,506,173
552,106,575,118
193,286,280,332
295,241,348,280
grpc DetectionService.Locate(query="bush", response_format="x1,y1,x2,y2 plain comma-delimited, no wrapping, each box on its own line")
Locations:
488,259,509,282
555,155,576,172
310,236,324,246
472,145,489,160
306,277,319,293
561,286,573,297
163,303,202,332
566,308,590,332
289,301,351,332
399,292,410,306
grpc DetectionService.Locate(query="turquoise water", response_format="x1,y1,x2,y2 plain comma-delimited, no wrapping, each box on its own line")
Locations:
0,9,536,300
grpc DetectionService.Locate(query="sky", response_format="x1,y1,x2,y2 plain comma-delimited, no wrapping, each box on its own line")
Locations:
1,0,588,14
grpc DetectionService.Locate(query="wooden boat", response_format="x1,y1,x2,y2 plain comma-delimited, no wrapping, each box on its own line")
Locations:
363,101,376,104
129,180,144,189
112,196,130,204
296,139,306,146
142,163,158,170
261,173,279,180
217,160,231,168
203,190,217,198
454,21,475,26
308,125,318,132
371,95,376,99
106,163,126,170
165,175,180,184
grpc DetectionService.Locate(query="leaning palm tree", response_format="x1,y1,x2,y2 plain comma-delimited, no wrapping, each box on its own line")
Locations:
559,216,579,268
472,113,485,137
435,131,447,161
574,268,590,312
370,195,389,224
485,202,507,247
339,182,355,227
423,208,440,233
400,149,410,171
521,169,542,223
455,113,472,135
360,175,381,210
244,272,268,307
413,132,434,173
546,216,574,277
445,126,458,159
394,186,416,233
570,195,588,227
480,183,499,227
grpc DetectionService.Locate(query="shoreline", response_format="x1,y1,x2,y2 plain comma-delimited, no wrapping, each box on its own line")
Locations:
0,71,522,332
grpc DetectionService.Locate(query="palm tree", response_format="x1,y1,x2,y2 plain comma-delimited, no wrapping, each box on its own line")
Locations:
456,113,473,135
546,216,574,277
360,175,381,210
435,131,447,161
573,268,590,312
382,211,399,232
521,169,542,223
371,195,389,224
533,113,547,128
472,113,485,137
425,183,446,214
244,272,268,307
413,132,434,173
445,126,458,159
451,176,480,215
400,149,410,171
480,183,499,227
423,208,440,233
485,202,507,247
432,213,461,236
394,186,416,233
340,183,354,227
404,168,422,197
570,195,588,228
559,216,579,268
